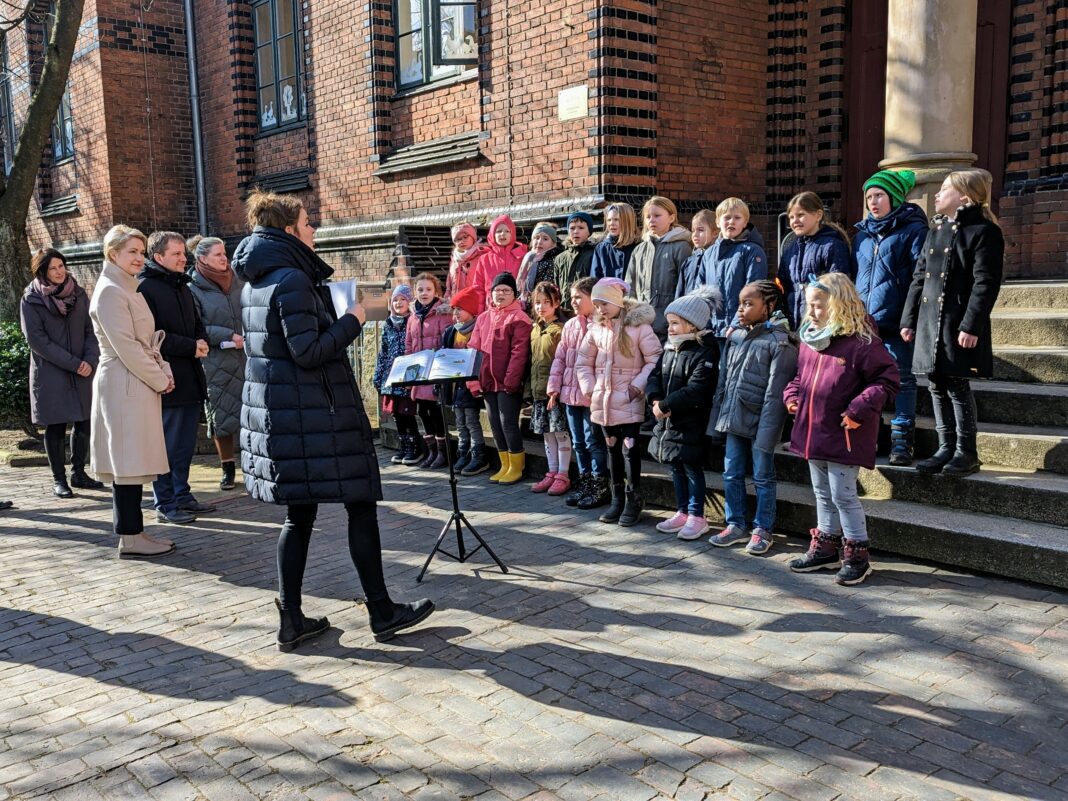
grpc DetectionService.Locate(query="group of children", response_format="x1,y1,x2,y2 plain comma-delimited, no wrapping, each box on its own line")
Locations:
371,167,1004,587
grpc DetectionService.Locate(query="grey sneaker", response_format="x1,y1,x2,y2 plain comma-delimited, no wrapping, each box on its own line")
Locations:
709,524,748,547
745,527,773,555
156,508,197,524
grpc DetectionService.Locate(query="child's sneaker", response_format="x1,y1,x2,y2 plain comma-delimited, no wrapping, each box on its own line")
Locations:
789,529,842,572
835,539,872,585
677,515,710,541
656,511,688,533
531,473,555,493
745,527,773,555
709,524,748,547
547,473,571,496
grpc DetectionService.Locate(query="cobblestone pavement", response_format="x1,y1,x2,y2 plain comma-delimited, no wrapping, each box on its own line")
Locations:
1,453,1067,801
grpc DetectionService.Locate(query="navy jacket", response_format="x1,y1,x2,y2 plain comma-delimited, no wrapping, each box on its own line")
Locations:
590,236,638,280
852,202,929,335
700,234,768,337
137,260,208,407
778,225,852,328
234,226,382,505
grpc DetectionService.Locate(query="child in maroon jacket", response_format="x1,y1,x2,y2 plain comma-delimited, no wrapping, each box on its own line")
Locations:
784,272,899,586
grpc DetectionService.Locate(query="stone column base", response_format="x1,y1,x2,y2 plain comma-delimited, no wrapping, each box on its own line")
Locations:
879,151,977,216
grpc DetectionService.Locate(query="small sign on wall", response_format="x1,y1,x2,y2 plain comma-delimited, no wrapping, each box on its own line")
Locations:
558,85,589,121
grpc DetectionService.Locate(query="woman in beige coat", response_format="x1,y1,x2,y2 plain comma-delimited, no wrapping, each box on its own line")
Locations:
90,225,176,558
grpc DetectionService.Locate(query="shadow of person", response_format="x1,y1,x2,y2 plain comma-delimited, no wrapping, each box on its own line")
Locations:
0,606,352,707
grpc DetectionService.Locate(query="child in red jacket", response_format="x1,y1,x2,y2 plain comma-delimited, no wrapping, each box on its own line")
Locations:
467,272,533,485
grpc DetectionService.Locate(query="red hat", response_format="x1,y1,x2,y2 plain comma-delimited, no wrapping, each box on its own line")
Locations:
451,286,482,317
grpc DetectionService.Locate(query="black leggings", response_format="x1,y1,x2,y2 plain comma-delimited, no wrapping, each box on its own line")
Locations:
484,391,523,452
928,374,977,438
112,483,144,536
394,412,419,437
417,400,445,437
278,502,391,612
44,419,90,479
603,422,642,491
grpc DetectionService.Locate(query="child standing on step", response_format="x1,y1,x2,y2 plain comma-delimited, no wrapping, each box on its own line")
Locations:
444,222,485,305
626,196,693,341
516,222,563,307
549,277,611,510
467,272,532,485
373,284,422,466
591,203,640,280
708,280,798,554
471,215,528,309
528,282,572,495
778,191,852,329
441,286,488,476
575,278,662,527
647,287,721,540
900,168,1004,478
784,273,899,586
406,272,452,469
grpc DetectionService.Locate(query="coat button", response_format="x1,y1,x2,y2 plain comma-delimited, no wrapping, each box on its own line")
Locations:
922,297,928,303
940,272,945,278
944,248,950,253
926,272,931,278
929,248,934,254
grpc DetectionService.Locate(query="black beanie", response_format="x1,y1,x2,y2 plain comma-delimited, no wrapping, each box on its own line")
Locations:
491,271,518,294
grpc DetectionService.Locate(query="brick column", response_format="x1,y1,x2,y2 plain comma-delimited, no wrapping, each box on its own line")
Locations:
880,0,978,213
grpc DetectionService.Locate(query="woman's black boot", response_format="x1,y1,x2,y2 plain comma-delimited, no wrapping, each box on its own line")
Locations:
367,598,435,642
275,598,330,652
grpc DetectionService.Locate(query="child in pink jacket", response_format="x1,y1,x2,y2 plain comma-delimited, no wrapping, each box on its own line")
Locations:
406,272,452,469
471,215,528,309
575,277,662,527
548,276,609,510
444,222,485,305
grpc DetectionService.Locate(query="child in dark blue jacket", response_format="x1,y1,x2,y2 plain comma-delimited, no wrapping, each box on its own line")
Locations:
852,169,929,466
373,285,420,465
778,191,851,329
591,203,640,280
701,198,768,340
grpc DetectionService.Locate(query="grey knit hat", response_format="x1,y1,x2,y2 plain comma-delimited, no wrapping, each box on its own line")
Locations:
531,222,558,243
665,286,723,330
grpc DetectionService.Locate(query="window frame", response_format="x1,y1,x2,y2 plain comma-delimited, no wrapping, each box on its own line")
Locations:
431,0,477,67
394,0,469,91
252,0,305,133
0,35,14,174
51,86,74,163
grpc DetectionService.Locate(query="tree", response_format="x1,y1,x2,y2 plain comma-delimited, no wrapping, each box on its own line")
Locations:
0,0,85,322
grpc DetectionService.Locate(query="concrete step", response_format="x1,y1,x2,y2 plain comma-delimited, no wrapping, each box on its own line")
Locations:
993,346,1068,384
916,378,1068,427
515,440,1068,590
995,281,1068,311
990,309,1068,347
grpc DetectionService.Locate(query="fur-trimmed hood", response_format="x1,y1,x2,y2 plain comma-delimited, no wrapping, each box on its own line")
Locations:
643,225,692,245
594,299,656,327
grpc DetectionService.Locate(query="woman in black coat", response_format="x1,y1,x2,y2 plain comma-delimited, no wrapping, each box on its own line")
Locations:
19,248,103,497
901,169,1004,477
232,190,433,651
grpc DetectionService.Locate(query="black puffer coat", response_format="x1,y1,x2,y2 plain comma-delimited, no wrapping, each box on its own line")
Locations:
233,226,382,505
900,205,1004,378
137,260,208,407
645,334,719,465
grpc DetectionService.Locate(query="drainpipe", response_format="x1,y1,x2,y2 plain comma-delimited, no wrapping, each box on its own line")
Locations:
183,0,209,235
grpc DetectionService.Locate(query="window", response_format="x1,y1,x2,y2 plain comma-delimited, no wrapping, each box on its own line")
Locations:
253,0,304,131
396,0,476,90
0,35,14,173
51,87,74,162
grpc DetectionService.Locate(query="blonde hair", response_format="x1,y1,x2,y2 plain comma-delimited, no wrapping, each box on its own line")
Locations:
413,271,442,297
787,191,850,245
715,197,750,223
947,168,999,226
641,196,678,235
692,209,717,231
246,188,304,231
595,297,642,358
605,203,640,248
103,225,147,263
805,272,874,343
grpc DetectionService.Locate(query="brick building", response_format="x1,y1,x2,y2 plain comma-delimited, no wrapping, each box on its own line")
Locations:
2,0,1065,286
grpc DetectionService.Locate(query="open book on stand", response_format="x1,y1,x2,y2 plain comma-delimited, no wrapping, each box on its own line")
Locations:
384,349,481,388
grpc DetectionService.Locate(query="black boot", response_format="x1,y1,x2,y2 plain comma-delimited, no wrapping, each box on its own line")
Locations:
888,422,915,467
618,489,644,527
367,598,436,642
275,597,330,652
598,484,625,523
579,475,611,509
44,430,73,498
566,473,590,507
943,432,981,477
453,442,472,473
402,435,425,466
417,436,438,468
69,468,103,490
219,460,237,490
835,539,872,585
428,437,449,469
390,435,408,465
916,384,955,474
461,444,490,475
69,427,104,489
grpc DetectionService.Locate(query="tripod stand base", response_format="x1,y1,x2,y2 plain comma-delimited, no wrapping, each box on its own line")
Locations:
417,509,509,582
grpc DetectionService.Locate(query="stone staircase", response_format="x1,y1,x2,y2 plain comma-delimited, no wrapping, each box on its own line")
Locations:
381,282,1068,589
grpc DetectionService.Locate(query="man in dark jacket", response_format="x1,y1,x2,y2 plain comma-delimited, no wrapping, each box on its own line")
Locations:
139,231,213,524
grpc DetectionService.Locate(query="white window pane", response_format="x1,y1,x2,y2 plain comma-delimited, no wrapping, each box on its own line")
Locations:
440,4,476,60
396,0,419,36
279,77,298,122
398,32,421,85
260,87,277,127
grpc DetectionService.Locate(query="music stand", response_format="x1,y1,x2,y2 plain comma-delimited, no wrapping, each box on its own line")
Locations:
393,372,509,582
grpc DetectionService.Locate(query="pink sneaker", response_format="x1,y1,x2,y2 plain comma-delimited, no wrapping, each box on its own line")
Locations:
531,473,556,493
677,515,710,541
656,511,689,533
547,473,571,496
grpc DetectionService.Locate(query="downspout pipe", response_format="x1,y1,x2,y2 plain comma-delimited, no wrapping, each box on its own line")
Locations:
183,0,209,235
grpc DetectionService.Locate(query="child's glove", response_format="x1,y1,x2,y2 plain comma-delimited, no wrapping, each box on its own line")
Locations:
627,385,644,401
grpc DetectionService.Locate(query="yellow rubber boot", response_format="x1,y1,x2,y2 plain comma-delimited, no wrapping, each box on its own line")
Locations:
489,451,510,483
499,451,526,485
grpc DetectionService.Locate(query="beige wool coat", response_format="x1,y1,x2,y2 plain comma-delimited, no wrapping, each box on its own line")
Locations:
89,262,172,484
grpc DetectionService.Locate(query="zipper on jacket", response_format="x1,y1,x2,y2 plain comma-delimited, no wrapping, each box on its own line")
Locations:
320,369,336,414
804,354,824,459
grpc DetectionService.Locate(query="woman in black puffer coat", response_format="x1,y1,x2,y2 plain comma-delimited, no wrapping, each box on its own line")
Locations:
233,190,433,651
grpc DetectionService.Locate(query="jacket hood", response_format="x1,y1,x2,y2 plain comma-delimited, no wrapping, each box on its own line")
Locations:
487,215,518,251
139,259,191,285
596,300,655,327
645,225,691,245
802,225,849,246
856,201,929,236
743,222,765,248
232,226,334,284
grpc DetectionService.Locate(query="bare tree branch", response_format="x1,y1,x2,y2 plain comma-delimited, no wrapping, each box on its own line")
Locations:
0,1,33,33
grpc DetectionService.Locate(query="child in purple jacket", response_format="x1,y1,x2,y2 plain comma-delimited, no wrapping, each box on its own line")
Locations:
784,272,899,586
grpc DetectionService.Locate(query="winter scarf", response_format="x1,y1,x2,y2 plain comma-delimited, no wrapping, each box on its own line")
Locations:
415,297,440,321
31,274,77,316
195,259,234,294
798,319,840,352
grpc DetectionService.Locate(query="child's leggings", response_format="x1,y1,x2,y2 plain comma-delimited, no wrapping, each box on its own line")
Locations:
808,460,867,542
928,374,977,441
484,391,523,452
394,412,419,437
416,400,446,437
543,431,572,475
602,422,642,491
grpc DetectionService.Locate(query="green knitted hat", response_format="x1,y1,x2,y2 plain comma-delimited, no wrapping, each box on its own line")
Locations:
863,169,916,208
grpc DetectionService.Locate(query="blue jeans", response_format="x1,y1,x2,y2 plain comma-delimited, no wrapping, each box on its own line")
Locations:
153,403,201,514
670,460,706,516
808,460,867,541
564,404,607,476
883,333,916,425
723,433,777,530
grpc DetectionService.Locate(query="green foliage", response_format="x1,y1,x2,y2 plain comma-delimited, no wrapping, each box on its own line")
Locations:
0,320,31,431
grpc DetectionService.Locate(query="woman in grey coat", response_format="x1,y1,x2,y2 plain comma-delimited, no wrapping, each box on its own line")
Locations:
19,247,102,498
188,236,246,490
